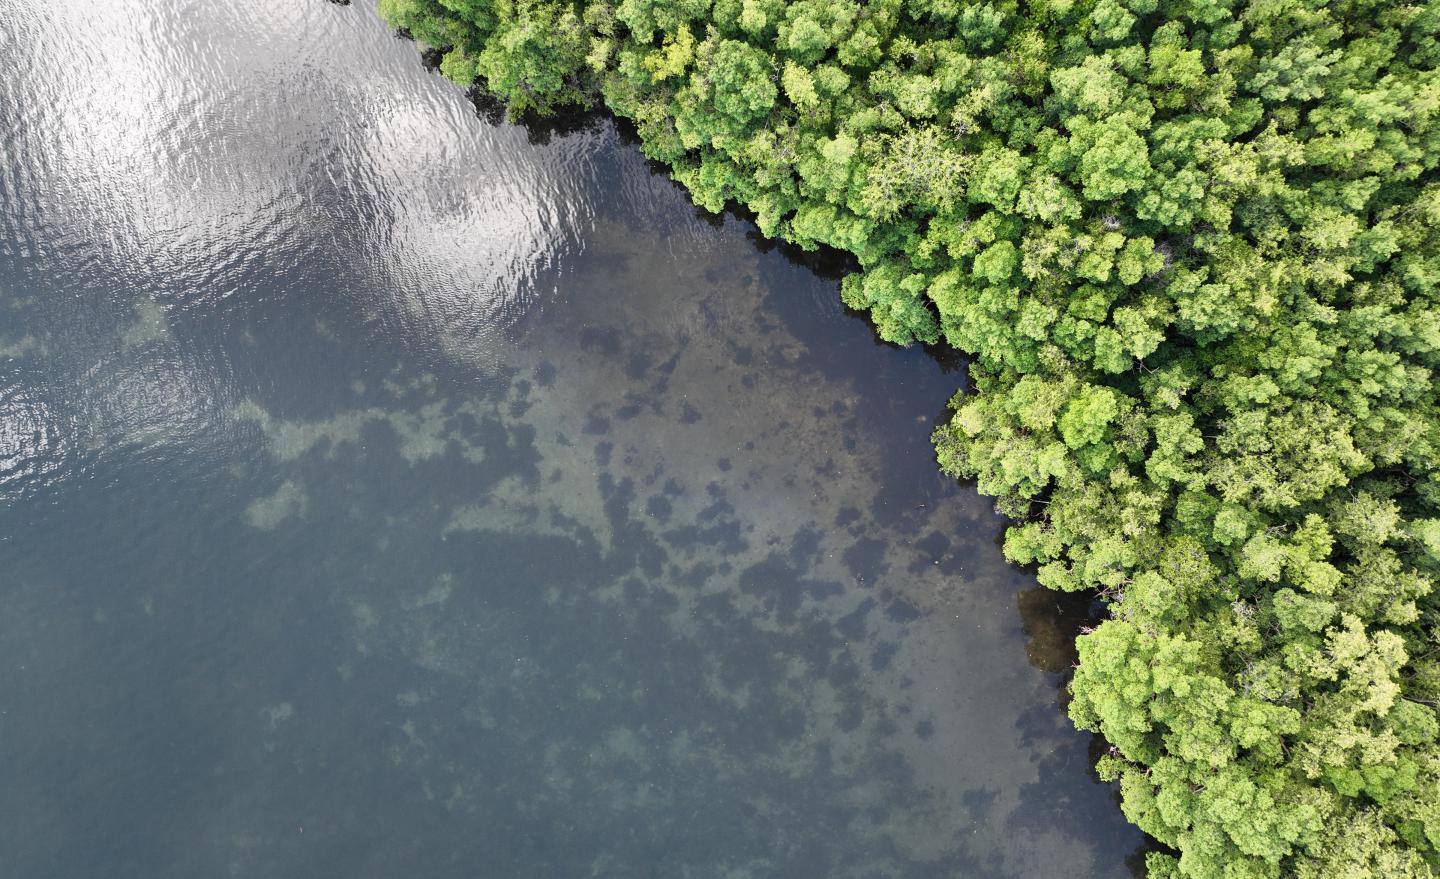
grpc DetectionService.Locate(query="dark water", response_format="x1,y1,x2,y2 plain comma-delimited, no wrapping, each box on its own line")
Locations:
0,2,1146,876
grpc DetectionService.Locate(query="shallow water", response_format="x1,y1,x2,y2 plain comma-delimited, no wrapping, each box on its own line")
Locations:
0,1,1146,876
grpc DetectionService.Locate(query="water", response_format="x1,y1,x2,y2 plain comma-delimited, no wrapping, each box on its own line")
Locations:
0,1,1147,876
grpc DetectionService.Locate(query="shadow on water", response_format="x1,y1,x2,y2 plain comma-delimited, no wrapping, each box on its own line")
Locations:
396,26,608,146
1016,585,1173,874
1017,585,1103,678
468,89,608,145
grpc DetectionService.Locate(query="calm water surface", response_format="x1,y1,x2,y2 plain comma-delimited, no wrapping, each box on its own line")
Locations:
0,1,1146,875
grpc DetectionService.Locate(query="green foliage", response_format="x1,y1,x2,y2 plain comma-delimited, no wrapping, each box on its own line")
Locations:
382,0,1440,873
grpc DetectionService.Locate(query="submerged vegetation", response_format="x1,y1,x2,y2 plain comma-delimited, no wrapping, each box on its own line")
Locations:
377,0,1440,874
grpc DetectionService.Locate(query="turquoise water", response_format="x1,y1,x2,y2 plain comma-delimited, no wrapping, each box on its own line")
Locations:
0,1,1145,875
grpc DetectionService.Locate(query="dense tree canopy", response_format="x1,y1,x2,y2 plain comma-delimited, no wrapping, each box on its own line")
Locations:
379,0,1440,873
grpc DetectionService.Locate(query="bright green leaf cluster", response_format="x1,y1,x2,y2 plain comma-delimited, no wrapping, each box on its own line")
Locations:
380,0,1440,874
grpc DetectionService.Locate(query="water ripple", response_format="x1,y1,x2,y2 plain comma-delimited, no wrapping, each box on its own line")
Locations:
0,381,73,498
